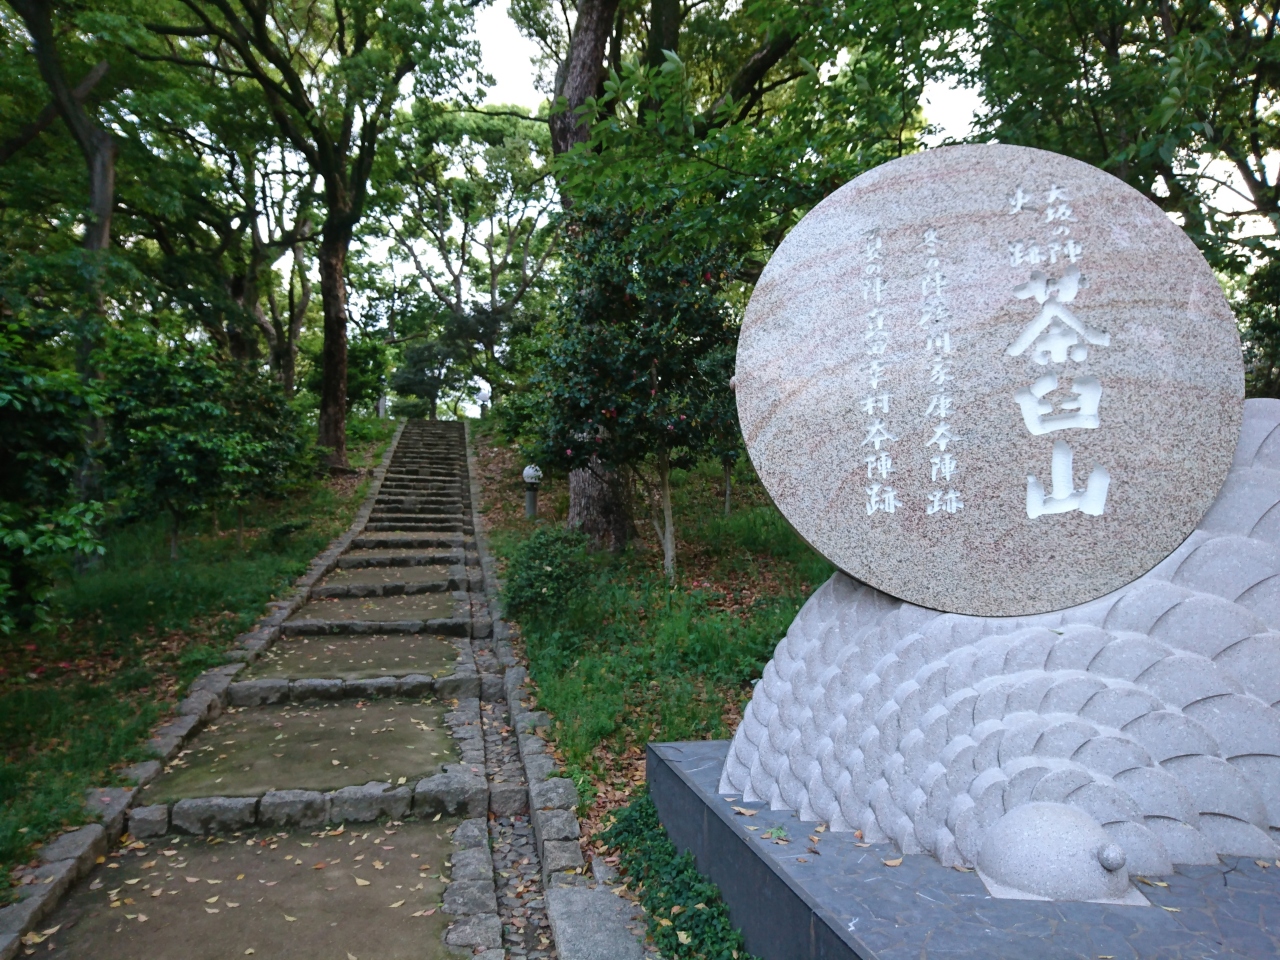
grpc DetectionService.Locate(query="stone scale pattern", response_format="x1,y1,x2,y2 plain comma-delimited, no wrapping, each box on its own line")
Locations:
722,398,1280,881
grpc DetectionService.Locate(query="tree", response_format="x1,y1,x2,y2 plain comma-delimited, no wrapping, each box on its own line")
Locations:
391,335,466,420
969,0,1280,276
375,104,558,403
510,0,959,551
144,0,478,467
513,203,739,576
0,315,103,633
103,340,308,559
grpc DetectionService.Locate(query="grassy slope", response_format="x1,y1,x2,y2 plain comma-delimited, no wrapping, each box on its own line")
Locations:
471,422,833,836
0,418,397,890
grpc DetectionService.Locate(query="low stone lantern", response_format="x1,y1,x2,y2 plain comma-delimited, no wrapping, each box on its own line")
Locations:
522,464,542,519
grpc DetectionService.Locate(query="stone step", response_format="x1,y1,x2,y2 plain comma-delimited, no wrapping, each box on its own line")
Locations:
364,521,468,533
350,535,463,550
282,616,471,638
336,555,467,569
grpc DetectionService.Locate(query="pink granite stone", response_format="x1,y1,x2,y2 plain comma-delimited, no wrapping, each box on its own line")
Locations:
736,143,1243,616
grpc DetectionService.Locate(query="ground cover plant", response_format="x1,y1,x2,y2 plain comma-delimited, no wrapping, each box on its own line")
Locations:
0,419,396,895
601,790,756,960
472,422,832,836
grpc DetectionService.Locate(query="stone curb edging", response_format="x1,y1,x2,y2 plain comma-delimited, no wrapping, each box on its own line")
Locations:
462,424,646,960
126,697,489,838
0,426,409,957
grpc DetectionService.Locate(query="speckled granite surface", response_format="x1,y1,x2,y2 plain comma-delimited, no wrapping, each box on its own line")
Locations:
651,741,1280,960
735,143,1243,616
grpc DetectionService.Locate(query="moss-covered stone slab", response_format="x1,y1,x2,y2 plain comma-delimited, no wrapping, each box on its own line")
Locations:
323,566,452,587
287,594,456,623
140,699,458,801
246,635,459,681
42,821,457,960
338,547,462,568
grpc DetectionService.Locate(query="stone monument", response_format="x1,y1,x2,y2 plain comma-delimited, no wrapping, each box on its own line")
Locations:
717,144,1277,904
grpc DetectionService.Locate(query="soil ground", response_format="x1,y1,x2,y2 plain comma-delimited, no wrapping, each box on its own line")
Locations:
246,635,458,681
42,820,457,959
138,700,456,800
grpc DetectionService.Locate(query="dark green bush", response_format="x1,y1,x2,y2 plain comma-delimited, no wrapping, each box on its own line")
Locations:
602,791,757,960
501,526,592,620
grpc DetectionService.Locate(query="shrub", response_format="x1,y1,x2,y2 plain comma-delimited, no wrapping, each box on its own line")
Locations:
601,792,757,960
501,526,592,620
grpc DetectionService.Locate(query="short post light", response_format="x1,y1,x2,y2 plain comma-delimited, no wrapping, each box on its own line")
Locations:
522,464,542,519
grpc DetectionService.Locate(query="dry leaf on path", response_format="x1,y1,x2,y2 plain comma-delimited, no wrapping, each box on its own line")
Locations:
354,877,371,886
882,857,903,867
388,900,405,908
284,915,297,922
730,807,758,817
677,931,692,945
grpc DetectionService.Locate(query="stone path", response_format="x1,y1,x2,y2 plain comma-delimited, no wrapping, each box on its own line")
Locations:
6,420,645,960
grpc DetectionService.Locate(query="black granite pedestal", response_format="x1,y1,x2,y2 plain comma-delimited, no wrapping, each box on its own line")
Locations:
648,741,1280,960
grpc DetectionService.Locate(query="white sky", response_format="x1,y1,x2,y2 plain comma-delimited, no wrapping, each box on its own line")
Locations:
475,3,547,112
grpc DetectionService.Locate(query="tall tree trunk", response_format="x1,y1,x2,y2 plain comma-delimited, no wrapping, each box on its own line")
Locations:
569,457,630,553
657,449,675,579
549,0,621,157
317,232,350,468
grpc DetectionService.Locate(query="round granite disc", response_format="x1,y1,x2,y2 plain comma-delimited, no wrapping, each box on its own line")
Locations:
736,144,1244,616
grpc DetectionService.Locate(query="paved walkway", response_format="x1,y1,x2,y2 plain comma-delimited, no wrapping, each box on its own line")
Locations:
34,421,555,960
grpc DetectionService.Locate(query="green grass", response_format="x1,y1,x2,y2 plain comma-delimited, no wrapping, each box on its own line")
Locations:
0,415,397,887
492,456,834,807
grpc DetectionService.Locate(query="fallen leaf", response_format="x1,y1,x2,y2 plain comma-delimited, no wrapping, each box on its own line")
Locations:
670,905,684,915
206,879,222,885
137,914,148,923
953,865,973,873
284,914,297,922
1257,860,1271,869
142,860,156,869
694,903,706,910
432,813,441,822
151,889,163,897
205,908,220,914
658,918,673,927
185,877,200,883
227,902,240,907
731,806,758,817
354,877,371,886
206,896,219,904
161,849,177,856
237,874,245,880
882,857,903,867
388,900,405,908
677,931,692,945
125,879,140,885
244,951,255,956
1161,906,1180,913
815,825,826,833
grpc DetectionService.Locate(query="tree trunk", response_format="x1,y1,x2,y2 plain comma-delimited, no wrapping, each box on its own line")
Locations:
568,458,630,553
658,449,675,579
317,232,350,468
723,460,732,516
549,0,622,157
